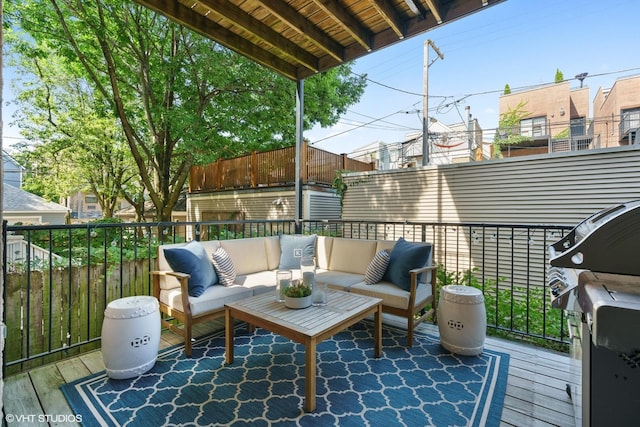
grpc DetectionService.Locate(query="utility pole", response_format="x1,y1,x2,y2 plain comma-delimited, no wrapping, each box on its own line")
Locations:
422,39,444,166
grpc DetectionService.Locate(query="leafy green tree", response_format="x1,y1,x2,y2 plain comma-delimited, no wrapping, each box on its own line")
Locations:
492,101,529,158
5,0,366,221
503,84,511,95
8,46,137,216
555,68,564,83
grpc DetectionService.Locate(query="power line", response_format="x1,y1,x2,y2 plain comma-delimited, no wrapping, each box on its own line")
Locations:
308,110,408,145
351,71,448,99
343,110,418,131
313,67,640,145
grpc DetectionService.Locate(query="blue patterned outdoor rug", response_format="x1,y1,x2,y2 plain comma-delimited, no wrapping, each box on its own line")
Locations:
61,322,509,426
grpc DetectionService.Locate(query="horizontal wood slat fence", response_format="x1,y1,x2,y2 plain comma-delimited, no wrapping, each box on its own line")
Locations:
189,143,375,192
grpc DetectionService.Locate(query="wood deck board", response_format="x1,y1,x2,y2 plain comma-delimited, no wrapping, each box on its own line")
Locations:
28,365,79,426
3,373,48,427
4,319,576,427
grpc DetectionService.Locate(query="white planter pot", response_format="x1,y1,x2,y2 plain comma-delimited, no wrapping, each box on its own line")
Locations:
284,295,312,309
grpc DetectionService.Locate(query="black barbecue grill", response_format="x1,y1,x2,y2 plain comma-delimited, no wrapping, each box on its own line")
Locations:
548,200,640,427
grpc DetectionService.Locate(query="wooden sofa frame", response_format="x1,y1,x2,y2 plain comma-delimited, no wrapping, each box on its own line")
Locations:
398,263,437,347
151,239,438,356
151,270,226,357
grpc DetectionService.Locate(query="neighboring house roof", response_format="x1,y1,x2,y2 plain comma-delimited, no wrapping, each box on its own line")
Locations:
115,192,187,218
3,183,70,214
2,150,24,170
3,150,25,188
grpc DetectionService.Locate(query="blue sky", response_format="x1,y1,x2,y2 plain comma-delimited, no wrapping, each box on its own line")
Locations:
3,0,639,156
306,0,640,156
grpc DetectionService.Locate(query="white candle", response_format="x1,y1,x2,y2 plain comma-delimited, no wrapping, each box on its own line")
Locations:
303,271,314,287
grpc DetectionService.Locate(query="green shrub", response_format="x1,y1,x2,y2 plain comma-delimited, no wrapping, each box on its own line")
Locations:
437,265,569,352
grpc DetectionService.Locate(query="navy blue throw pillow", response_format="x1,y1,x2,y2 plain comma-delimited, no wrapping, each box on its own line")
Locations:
164,240,217,297
382,238,432,291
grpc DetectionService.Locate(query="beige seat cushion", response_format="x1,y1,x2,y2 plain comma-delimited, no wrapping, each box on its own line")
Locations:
234,270,278,296
316,271,366,291
349,281,433,310
375,240,396,253
159,284,252,316
264,236,281,270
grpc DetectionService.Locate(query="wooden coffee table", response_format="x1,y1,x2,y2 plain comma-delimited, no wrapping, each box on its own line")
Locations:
225,289,382,412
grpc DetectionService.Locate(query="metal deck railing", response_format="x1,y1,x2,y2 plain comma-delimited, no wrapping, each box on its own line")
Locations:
2,219,572,374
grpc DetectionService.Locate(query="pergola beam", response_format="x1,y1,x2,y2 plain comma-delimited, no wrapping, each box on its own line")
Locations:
196,0,320,73
313,0,373,52
134,0,300,79
423,0,443,24
257,0,345,63
370,0,406,39
133,0,505,81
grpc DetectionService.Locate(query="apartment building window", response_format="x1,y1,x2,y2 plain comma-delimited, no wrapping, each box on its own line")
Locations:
570,117,586,136
520,116,547,137
621,108,640,133
85,194,97,203
389,146,401,162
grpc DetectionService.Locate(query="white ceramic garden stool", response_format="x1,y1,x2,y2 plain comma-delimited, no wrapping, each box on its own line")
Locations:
438,285,486,356
102,296,160,379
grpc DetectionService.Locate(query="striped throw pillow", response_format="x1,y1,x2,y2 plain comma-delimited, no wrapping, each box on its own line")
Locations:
365,249,390,285
211,246,237,287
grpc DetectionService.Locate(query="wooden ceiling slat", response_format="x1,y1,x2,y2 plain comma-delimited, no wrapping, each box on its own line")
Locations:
313,0,373,51
370,0,406,39
197,0,319,72
257,0,345,62
132,0,506,80
423,0,443,23
135,0,300,79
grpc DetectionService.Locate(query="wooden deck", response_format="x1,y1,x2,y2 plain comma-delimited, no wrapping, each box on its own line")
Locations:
3,319,576,427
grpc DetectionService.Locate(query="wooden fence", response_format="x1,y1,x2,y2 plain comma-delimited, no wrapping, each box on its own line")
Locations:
4,259,152,375
189,142,375,192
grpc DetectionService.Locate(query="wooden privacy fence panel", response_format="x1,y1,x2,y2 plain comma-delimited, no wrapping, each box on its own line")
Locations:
254,147,296,186
189,143,374,192
4,260,152,375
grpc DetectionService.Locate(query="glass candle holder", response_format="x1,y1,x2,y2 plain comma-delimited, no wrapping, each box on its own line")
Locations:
300,256,316,288
275,270,292,302
312,280,327,306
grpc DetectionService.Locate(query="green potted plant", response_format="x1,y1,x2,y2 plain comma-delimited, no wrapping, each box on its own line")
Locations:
283,280,312,309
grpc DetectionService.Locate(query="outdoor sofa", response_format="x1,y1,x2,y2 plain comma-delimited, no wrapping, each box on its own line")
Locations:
151,235,437,356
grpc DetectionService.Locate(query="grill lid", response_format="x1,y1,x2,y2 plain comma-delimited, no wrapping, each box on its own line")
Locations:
549,200,640,276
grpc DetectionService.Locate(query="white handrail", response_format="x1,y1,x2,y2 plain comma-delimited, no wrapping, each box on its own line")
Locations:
5,235,64,267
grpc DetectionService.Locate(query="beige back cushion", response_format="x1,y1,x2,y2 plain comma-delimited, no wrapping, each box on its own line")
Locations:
376,240,396,253
315,236,333,270
328,238,377,274
200,240,222,258
220,237,269,275
264,236,281,270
